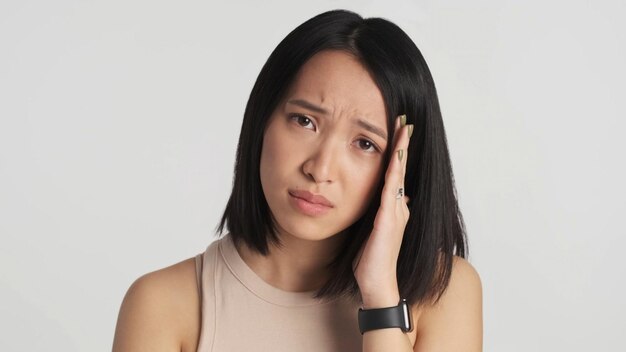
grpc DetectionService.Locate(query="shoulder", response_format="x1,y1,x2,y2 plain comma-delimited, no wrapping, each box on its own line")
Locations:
442,256,482,300
112,256,201,352
411,256,483,351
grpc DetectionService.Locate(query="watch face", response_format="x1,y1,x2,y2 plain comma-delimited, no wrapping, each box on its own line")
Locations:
401,299,413,332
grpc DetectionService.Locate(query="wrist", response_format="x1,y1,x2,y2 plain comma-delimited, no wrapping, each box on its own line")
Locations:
361,289,400,309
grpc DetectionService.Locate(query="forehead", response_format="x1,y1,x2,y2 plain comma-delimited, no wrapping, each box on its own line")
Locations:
283,50,387,125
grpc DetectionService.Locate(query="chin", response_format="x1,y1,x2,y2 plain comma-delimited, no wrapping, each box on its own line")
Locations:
274,218,342,243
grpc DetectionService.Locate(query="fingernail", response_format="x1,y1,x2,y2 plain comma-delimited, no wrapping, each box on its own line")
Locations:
397,149,404,161
399,114,407,127
408,124,414,138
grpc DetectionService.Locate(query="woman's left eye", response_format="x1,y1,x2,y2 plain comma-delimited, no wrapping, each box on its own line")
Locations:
355,139,379,153
290,114,316,130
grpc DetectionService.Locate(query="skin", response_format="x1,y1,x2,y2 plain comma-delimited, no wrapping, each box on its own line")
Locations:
243,50,389,293
112,50,483,352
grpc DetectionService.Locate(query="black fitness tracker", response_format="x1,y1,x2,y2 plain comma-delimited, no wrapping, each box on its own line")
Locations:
358,298,413,335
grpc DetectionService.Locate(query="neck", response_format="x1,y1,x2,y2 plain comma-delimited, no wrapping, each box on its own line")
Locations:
235,230,347,292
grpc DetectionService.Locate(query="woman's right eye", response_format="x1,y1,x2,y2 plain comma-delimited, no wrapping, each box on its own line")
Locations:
289,114,316,131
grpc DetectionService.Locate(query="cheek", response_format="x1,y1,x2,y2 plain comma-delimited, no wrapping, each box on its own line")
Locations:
344,160,384,209
260,136,278,189
260,124,295,190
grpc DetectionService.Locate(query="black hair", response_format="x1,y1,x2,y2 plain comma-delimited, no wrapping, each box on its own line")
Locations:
217,9,468,307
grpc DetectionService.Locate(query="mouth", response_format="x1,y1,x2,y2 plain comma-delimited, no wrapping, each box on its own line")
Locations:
288,190,333,216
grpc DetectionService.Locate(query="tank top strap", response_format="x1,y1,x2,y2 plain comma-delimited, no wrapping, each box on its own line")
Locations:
196,239,219,351
194,253,203,298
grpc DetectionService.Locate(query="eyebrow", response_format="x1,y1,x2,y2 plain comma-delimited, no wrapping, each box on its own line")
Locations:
287,99,329,115
286,99,387,141
355,119,387,142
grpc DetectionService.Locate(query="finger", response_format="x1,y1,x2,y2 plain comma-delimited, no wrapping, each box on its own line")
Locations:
391,123,411,185
398,125,412,218
401,123,412,184
382,115,405,186
383,114,404,192
389,114,403,151
381,121,411,208
397,122,412,201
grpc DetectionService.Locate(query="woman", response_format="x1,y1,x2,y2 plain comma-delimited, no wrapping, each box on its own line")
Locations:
113,9,482,352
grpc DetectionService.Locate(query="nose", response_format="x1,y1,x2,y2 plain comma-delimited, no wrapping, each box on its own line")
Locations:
301,139,339,184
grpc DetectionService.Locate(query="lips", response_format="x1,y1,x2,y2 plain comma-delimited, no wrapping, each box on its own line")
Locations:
288,190,333,217
288,190,334,207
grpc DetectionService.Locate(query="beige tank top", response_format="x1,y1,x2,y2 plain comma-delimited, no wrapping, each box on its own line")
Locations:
193,233,363,351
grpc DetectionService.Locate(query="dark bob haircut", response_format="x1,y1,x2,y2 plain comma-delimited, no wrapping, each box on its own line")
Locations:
217,9,468,307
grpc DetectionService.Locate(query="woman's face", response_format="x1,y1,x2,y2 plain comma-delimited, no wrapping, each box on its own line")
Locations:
260,50,389,242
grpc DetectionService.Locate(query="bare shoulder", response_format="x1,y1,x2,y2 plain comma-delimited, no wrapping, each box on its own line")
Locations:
112,256,201,352
411,256,483,351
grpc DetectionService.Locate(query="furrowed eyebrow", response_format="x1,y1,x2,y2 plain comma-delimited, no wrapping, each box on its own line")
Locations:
286,99,329,115
355,119,387,142
286,98,387,142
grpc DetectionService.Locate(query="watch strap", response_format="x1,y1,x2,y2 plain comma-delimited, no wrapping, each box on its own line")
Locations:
358,298,413,334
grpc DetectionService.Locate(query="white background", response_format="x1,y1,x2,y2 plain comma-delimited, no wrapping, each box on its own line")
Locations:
1,0,624,351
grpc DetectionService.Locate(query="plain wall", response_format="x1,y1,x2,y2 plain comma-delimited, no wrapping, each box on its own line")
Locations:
1,0,624,350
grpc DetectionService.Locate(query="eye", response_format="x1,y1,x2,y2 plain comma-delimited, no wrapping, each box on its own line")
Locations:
355,138,380,153
289,114,316,131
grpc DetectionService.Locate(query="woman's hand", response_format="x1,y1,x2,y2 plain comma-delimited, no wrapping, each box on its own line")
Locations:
353,114,413,309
